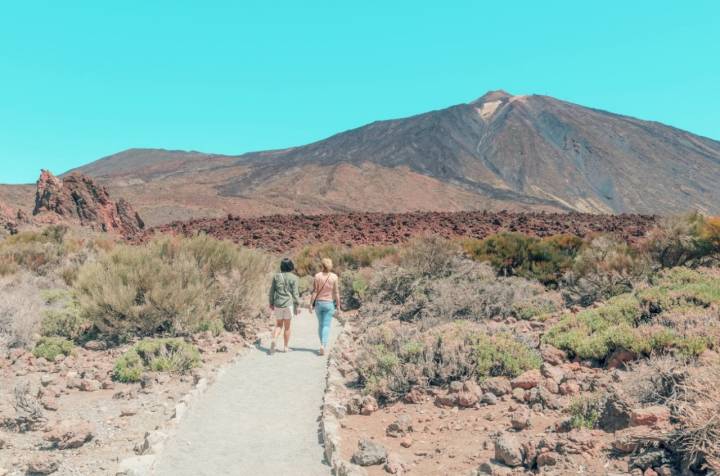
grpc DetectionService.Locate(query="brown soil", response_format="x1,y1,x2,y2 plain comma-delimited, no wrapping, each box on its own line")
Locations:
144,210,657,253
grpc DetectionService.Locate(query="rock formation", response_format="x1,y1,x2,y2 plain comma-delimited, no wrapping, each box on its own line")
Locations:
0,199,18,234
32,170,144,238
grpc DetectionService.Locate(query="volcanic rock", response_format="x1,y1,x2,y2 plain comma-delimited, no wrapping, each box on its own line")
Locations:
32,169,144,238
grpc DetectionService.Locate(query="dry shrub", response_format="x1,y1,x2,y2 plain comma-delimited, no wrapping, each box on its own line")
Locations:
399,236,459,279
562,235,650,306
643,213,720,268
355,321,540,403
74,235,272,341
364,259,560,328
628,357,720,473
293,243,397,276
10,381,46,432
0,272,50,351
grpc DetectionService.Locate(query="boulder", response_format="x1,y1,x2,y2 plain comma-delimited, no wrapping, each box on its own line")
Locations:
481,392,498,405
44,420,94,449
383,452,406,475
511,370,541,390
494,434,523,467
386,415,413,438
404,387,425,404
599,392,632,432
510,408,531,431
360,396,378,415
457,391,479,408
481,377,512,396
607,349,637,369
559,380,580,396
352,438,388,466
539,345,566,365
540,364,565,384
26,456,59,474
536,451,558,467
630,406,670,427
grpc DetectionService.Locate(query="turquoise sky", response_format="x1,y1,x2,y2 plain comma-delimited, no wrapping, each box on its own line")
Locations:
1,0,719,183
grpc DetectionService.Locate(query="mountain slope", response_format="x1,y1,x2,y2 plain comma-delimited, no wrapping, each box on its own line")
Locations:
6,91,720,225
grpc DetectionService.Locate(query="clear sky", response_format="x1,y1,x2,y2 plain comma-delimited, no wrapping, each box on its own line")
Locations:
1,0,719,183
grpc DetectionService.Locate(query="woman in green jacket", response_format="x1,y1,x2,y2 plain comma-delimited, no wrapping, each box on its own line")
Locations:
268,258,301,354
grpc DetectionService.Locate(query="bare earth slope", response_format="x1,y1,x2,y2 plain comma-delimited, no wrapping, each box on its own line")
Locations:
4,91,720,225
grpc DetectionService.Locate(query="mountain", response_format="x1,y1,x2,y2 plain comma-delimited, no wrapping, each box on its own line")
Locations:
4,91,720,225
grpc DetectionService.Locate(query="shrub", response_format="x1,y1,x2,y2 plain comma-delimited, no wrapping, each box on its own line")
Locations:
562,235,650,306
474,333,542,378
339,271,364,310
398,236,459,279
643,213,720,268
355,322,540,402
463,233,583,286
364,259,560,328
32,336,75,361
294,243,396,276
113,338,201,382
568,395,603,429
544,268,720,362
0,272,48,350
74,235,272,341
37,289,91,341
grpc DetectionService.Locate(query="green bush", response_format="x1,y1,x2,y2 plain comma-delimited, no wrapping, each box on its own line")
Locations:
474,333,542,379
40,304,90,341
113,338,201,382
544,268,720,362
33,336,75,361
568,395,602,429
463,233,583,287
340,270,370,310
74,235,272,341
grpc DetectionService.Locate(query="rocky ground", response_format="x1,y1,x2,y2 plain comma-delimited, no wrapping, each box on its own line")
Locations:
0,332,250,475
145,210,657,253
324,320,719,476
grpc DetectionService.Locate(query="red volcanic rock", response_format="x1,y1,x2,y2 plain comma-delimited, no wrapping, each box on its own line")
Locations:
144,210,657,254
33,170,144,238
0,199,19,234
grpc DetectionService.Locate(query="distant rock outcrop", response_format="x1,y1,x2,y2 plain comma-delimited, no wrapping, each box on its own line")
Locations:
0,199,18,234
32,170,144,237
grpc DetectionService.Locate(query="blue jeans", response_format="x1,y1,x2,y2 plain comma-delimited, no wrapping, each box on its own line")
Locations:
315,300,335,347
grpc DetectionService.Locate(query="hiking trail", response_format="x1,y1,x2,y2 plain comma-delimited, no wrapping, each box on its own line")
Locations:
153,309,339,475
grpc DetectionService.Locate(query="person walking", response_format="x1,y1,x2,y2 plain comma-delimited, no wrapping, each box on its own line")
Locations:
311,258,341,356
268,258,301,354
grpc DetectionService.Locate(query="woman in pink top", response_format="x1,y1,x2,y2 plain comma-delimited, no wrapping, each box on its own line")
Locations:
311,258,342,356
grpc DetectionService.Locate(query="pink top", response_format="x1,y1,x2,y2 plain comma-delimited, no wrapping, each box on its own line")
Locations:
313,272,339,302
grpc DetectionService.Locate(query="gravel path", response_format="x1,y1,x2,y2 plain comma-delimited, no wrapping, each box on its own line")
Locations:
153,309,339,476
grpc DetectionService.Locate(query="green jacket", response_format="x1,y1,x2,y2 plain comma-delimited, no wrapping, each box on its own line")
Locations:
269,272,300,309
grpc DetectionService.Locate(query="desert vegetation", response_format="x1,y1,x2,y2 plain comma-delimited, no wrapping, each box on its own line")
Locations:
324,213,720,475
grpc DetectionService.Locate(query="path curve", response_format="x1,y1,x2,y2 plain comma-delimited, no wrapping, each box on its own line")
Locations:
153,309,339,476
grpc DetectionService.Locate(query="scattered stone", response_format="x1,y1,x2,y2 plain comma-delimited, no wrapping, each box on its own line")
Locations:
631,406,670,427
540,363,565,384
540,345,566,365
44,420,95,449
404,387,425,404
400,435,412,448
80,378,101,392
26,456,59,474
511,370,541,390
536,451,558,467
644,468,659,476
384,452,406,475
360,396,378,416
510,408,531,431
40,396,59,411
559,381,580,395
511,388,525,402
435,393,458,408
481,377,511,397
600,392,632,432
352,438,388,466
481,392,498,405
83,340,107,351
40,374,55,387
494,433,523,467
386,415,413,438
457,391,479,408
120,407,138,417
